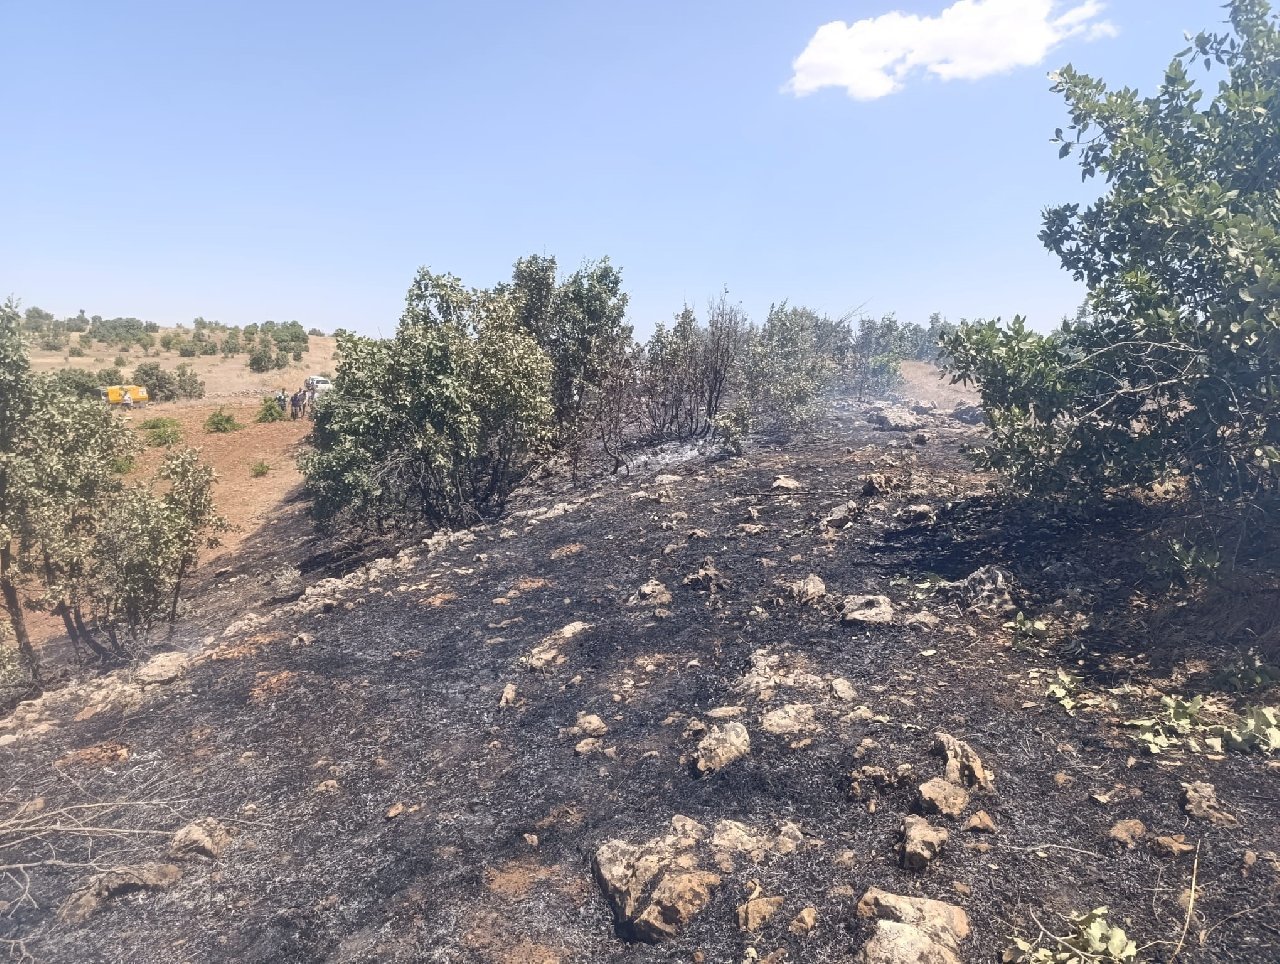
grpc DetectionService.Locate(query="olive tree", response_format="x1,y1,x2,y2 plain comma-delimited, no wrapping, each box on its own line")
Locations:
303,267,552,529
946,0,1280,501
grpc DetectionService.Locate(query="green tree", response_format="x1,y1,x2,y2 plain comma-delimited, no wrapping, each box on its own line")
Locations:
505,255,631,442
740,304,849,431
247,341,275,373
946,0,1280,500
302,267,552,529
21,387,137,659
0,300,39,674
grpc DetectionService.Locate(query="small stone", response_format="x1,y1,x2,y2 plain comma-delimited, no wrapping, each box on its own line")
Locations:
789,906,818,935
772,475,802,491
790,574,827,605
894,504,936,525
822,500,861,530
834,849,859,868
1152,834,1196,858
575,737,602,755
737,895,784,932
576,713,609,737
1108,819,1147,849
630,579,673,607
830,678,856,701
499,683,517,706
918,778,969,819
695,722,751,775
952,881,972,897
169,818,230,860
963,811,997,834
842,595,894,625
933,732,995,792
901,815,948,871
1182,781,1238,826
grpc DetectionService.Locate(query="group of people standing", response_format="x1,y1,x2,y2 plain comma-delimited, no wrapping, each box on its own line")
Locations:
275,388,317,420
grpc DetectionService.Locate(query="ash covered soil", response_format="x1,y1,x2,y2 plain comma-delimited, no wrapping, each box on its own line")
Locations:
3,394,1278,963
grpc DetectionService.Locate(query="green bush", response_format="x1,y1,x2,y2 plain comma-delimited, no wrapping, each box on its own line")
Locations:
49,368,104,400
203,407,243,433
247,342,275,373
255,396,287,423
739,303,850,432
506,254,631,442
638,296,746,442
945,1,1280,503
302,266,552,529
132,362,205,403
251,460,271,477
113,355,126,367
140,416,182,447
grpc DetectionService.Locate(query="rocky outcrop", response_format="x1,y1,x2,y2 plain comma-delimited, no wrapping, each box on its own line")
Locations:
592,817,722,943
759,703,816,736
135,652,191,686
958,566,1016,614
855,888,971,964
169,818,231,860
59,863,182,923
522,621,591,670
932,732,995,793
868,408,925,432
695,722,750,774
737,893,784,932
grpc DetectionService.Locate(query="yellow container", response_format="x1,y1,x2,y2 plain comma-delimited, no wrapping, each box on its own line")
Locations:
102,385,150,405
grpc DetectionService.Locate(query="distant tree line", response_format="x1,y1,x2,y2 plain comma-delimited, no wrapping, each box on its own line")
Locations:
19,306,326,372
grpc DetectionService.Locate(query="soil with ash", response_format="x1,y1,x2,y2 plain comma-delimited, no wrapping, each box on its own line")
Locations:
3,394,1278,963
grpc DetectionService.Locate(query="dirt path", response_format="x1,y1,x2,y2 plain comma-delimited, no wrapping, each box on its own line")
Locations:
2,396,1275,963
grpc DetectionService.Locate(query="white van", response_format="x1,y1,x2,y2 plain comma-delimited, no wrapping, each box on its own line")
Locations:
305,375,334,394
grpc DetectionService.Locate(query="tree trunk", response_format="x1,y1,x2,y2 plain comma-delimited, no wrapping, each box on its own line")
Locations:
0,544,38,681
69,605,116,660
168,561,188,624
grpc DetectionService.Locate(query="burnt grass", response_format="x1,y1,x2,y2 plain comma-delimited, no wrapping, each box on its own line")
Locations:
3,398,1279,963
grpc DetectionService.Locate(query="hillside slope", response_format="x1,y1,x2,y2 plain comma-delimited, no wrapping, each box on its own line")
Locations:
2,392,1277,963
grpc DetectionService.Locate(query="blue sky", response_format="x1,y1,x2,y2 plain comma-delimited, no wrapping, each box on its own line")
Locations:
1,1,1233,337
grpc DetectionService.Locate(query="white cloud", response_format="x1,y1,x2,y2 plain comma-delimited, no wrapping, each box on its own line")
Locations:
786,0,1117,100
